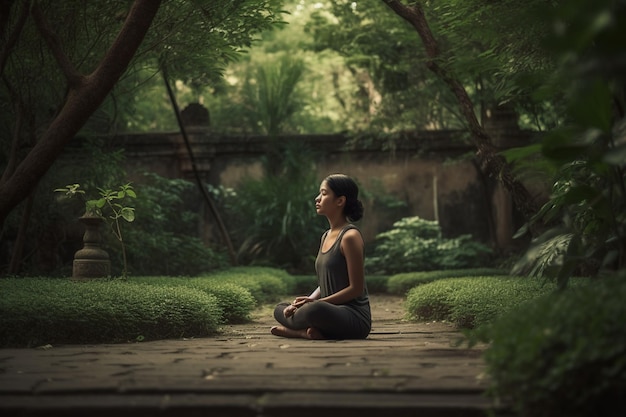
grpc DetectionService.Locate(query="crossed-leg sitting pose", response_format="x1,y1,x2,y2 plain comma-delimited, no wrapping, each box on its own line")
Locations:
271,174,371,340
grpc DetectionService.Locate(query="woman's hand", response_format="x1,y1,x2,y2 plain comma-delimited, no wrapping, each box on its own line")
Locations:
283,296,314,318
283,304,298,318
292,296,314,308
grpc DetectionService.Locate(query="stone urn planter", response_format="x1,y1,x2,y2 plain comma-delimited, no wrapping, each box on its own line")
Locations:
72,213,111,279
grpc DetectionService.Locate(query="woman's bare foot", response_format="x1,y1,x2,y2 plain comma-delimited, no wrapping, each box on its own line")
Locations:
270,325,307,338
270,326,325,340
306,327,325,340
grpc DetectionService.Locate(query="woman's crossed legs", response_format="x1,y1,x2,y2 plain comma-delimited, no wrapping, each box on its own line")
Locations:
271,301,367,340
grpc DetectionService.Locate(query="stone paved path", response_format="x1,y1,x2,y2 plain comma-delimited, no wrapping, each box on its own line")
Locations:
0,295,507,416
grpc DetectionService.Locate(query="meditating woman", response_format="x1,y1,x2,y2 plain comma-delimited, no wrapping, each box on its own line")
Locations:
270,173,371,340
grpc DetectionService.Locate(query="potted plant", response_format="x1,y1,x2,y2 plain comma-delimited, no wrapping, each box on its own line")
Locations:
55,183,137,279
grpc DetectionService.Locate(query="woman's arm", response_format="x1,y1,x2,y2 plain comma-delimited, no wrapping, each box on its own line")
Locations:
307,287,321,300
291,287,320,306
319,228,365,305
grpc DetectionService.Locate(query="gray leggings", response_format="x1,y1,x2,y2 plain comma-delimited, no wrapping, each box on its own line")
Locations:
273,301,370,340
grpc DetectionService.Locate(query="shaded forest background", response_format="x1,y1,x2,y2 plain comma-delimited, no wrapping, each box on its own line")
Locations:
0,0,624,281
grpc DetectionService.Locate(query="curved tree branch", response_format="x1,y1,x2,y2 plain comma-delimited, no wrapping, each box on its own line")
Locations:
0,0,162,227
31,2,82,87
381,0,538,222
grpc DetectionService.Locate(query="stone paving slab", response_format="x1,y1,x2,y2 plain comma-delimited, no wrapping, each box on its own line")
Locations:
0,295,506,416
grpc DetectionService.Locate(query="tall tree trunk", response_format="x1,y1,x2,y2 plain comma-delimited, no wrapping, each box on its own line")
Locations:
381,0,538,222
8,194,34,274
0,0,162,230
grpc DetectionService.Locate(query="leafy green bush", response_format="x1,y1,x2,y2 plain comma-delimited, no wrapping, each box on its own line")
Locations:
188,280,255,324
365,216,493,275
503,0,626,287
481,274,626,417
122,173,230,277
131,276,255,323
387,268,508,295
0,278,222,348
129,267,295,321
202,266,297,304
405,276,560,328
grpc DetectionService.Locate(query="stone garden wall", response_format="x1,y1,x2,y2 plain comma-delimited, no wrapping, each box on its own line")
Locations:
118,121,539,251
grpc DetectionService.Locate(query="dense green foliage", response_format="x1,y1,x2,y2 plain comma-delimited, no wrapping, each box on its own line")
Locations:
405,276,566,329
0,0,286,137
224,144,327,271
386,268,508,295
0,266,294,347
481,274,626,417
365,216,493,275
49,171,230,277
506,0,626,285
0,278,223,347
0,0,286,276
122,173,230,276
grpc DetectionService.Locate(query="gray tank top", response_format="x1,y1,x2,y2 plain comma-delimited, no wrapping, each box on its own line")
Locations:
315,225,371,326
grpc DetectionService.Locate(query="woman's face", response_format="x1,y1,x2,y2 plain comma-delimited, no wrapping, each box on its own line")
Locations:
315,180,339,216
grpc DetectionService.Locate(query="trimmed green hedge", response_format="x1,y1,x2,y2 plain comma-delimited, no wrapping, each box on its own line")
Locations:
202,266,296,304
482,275,626,417
131,276,255,323
0,267,297,347
387,268,508,295
0,278,222,347
405,276,561,329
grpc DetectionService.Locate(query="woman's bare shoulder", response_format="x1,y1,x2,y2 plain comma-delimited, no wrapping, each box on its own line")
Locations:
342,227,364,245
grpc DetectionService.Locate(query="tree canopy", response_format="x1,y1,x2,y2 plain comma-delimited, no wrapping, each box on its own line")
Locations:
0,0,285,228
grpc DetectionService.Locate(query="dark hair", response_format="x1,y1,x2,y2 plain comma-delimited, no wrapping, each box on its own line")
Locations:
324,174,364,222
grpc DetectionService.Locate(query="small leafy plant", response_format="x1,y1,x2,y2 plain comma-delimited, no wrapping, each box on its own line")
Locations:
366,216,493,275
55,183,137,278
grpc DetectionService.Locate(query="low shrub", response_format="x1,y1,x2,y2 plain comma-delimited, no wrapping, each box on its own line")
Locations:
0,278,222,348
202,266,296,304
189,280,255,323
405,276,560,328
387,268,508,295
365,216,493,275
291,275,319,295
131,276,255,323
481,274,626,417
